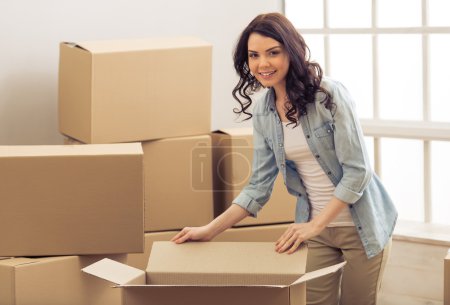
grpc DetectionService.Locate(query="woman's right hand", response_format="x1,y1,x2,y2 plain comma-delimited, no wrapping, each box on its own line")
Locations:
171,225,213,244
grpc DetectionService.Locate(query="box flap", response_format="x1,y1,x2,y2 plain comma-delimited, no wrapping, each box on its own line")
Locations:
82,258,145,285
0,142,143,157
291,261,346,286
213,127,253,136
63,37,211,54
147,242,306,285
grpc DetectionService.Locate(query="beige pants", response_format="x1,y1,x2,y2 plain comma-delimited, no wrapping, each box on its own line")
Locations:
306,226,391,305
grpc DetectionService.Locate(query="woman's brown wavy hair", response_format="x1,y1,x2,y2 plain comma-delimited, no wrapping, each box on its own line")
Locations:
232,13,333,125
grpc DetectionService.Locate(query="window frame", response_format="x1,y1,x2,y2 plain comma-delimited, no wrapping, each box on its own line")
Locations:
283,0,450,223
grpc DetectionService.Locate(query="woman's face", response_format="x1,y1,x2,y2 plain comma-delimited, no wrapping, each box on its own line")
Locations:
247,33,290,90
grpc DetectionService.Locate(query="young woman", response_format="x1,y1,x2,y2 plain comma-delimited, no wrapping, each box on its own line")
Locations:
172,12,397,305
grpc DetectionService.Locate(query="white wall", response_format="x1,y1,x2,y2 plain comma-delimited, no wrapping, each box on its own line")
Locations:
0,0,281,145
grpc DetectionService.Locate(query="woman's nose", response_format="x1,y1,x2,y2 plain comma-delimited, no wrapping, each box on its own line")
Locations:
259,56,270,68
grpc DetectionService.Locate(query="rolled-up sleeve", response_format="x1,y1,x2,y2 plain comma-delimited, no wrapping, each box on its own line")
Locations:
331,81,373,204
232,118,279,217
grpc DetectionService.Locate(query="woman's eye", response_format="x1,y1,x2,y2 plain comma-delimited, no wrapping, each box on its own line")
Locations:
269,51,280,56
249,53,258,58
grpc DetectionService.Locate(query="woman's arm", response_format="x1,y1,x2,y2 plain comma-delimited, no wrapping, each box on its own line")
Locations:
171,204,249,243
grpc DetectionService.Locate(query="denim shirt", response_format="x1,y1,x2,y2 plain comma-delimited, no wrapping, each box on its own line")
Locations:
233,77,398,259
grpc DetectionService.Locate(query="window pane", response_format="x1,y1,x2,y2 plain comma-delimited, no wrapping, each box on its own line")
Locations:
378,35,422,120
303,34,325,71
431,141,450,225
377,0,422,27
285,0,323,29
428,0,450,26
329,34,373,118
328,0,371,28
380,138,423,221
429,34,450,122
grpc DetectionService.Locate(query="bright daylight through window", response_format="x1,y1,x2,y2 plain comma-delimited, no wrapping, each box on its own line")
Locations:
285,0,450,225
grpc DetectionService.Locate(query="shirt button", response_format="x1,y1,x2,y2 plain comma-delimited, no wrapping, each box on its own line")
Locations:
315,154,320,158
281,164,285,168
306,135,310,139
279,143,283,147
327,171,331,175
358,226,362,230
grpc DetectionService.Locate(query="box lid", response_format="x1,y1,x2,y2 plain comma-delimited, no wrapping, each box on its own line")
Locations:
147,242,305,286
62,37,211,54
0,142,143,157
82,242,346,288
82,258,146,285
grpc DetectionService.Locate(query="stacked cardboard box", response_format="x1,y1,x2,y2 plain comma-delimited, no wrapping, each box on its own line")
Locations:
1,36,304,305
0,143,143,305
212,128,296,226
59,37,212,144
0,144,144,257
0,254,128,305
60,37,215,232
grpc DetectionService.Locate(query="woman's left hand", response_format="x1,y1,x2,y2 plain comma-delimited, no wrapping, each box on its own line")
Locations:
275,222,323,254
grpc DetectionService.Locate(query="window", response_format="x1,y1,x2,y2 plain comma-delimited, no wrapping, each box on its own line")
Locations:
285,0,450,225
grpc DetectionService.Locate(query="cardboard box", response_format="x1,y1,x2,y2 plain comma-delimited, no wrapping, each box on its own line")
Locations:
80,254,128,305
126,224,292,270
59,37,212,144
142,135,214,231
127,231,178,270
216,223,291,242
0,256,82,305
83,242,345,305
0,143,144,256
65,135,215,232
445,249,450,305
212,128,296,226
0,255,127,305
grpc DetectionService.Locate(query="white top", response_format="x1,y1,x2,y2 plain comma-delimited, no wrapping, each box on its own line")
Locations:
282,121,354,227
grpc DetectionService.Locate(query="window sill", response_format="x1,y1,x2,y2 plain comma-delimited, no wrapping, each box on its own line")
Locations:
393,220,450,247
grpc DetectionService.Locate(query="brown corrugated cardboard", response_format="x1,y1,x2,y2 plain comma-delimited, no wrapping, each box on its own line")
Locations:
0,256,82,305
127,231,178,270
0,255,127,305
142,135,214,231
127,224,292,271
59,37,212,144
83,242,345,305
212,128,296,226
147,242,303,285
0,143,144,256
64,135,215,232
80,254,128,305
445,249,450,305
216,223,291,242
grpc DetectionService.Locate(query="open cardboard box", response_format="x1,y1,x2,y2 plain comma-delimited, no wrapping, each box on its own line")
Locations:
83,242,345,305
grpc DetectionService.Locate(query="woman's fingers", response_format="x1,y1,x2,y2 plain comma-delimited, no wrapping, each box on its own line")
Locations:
286,238,303,254
171,227,191,243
